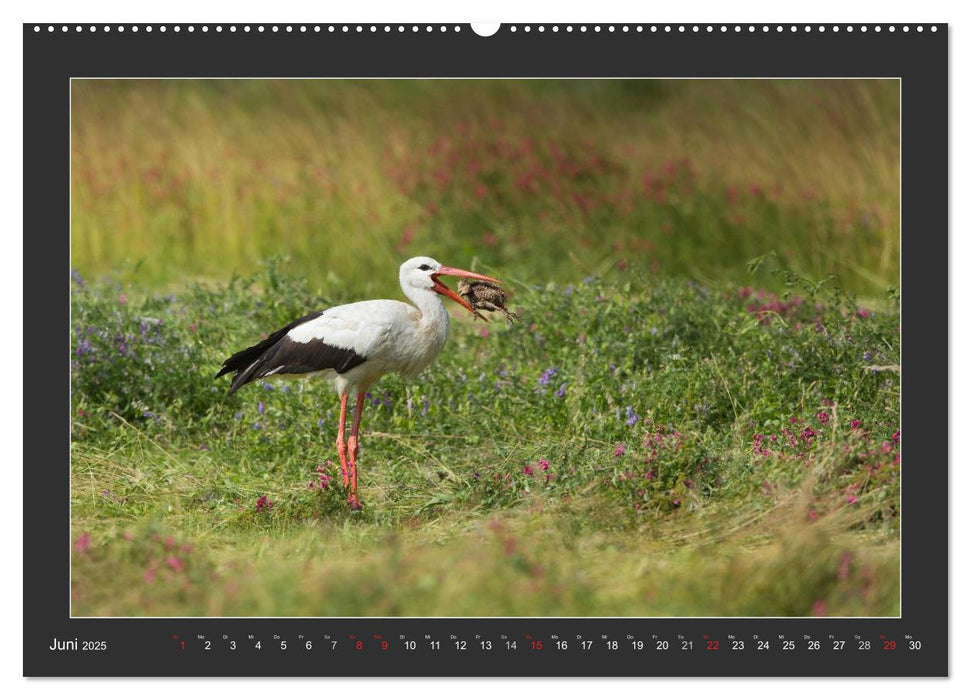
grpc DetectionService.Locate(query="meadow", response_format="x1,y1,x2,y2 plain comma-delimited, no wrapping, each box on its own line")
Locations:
70,80,900,617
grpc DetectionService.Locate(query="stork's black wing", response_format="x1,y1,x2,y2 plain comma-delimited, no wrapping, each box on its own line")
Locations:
216,311,366,395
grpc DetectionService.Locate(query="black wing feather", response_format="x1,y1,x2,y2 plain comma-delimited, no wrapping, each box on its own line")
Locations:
216,311,367,395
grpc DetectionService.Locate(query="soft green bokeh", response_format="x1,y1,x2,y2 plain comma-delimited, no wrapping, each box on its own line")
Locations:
72,79,899,299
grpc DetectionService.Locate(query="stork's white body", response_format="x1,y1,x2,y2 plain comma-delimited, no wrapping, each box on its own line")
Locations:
217,256,501,508
280,297,449,397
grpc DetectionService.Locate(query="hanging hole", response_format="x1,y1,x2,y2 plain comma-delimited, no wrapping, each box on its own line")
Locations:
471,23,500,37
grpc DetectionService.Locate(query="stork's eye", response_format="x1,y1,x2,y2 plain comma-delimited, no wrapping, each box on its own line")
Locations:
418,264,432,271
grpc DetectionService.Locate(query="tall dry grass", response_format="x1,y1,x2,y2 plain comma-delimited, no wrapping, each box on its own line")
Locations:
71,79,899,297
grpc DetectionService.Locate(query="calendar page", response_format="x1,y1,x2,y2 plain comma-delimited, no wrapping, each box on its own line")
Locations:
23,21,946,677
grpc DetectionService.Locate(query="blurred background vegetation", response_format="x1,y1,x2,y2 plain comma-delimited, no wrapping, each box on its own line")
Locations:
71,79,899,299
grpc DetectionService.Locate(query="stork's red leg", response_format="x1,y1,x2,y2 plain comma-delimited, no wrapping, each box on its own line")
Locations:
347,392,366,508
336,393,350,487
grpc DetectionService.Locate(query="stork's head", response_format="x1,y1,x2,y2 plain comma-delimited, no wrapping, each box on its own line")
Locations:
399,256,502,313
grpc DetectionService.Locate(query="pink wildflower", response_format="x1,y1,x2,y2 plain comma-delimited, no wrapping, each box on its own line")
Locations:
255,495,273,512
73,532,92,554
838,552,853,580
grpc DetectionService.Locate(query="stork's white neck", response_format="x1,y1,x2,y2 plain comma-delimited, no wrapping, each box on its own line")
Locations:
403,285,451,332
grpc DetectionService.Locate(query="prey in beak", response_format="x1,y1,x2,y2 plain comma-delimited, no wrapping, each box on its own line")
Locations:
456,279,519,324
431,266,503,315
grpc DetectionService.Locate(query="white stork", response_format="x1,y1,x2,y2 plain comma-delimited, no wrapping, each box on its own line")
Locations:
216,256,502,509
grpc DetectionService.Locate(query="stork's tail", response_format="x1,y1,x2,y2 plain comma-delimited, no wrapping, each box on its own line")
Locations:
216,311,325,395
215,345,268,395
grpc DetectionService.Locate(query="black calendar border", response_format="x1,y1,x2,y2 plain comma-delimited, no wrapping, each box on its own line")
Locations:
23,23,948,677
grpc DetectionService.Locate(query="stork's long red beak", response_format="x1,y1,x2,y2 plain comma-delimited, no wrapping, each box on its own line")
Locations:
432,266,503,314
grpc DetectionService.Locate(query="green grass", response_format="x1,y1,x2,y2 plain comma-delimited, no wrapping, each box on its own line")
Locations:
70,79,900,617
70,262,900,616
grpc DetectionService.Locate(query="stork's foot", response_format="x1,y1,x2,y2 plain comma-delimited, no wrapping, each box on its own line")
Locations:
347,494,363,511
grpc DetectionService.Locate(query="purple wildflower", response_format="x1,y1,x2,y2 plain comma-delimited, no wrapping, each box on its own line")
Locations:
538,367,558,386
555,382,567,398
625,405,640,426
257,401,265,415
